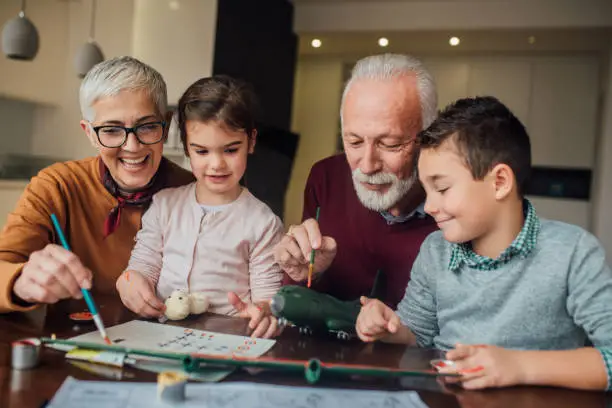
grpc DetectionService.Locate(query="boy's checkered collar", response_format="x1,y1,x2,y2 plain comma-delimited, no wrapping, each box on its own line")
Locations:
448,199,540,271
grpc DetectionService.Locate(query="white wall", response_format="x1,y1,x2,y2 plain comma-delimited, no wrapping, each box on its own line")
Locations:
132,0,218,105
31,0,136,160
593,45,612,259
294,0,612,32
285,58,344,228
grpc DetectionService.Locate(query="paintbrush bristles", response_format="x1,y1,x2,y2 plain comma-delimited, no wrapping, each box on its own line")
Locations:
307,263,314,288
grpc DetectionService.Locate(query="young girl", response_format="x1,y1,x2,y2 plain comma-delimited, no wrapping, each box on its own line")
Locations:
116,75,284,339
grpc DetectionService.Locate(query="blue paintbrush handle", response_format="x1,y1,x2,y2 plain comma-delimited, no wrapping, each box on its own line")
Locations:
50,213,109,342
50,214,70,250
81,290,99,315
50,214,99,316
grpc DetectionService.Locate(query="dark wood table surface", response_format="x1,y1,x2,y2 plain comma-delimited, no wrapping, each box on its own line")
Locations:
0,295,609,408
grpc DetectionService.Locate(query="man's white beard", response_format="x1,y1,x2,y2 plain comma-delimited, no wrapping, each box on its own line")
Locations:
352,168,417,212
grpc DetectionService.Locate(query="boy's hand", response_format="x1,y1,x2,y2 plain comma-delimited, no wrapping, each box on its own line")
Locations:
355,296,401,342
116,270,165,318
439,344,527,389
228,292,282,339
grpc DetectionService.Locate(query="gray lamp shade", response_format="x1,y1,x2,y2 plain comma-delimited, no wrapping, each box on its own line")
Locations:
74,41,104,78
1,14,39,60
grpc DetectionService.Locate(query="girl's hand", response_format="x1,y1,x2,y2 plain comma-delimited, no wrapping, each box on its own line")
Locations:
355,296,401,342
228,292,282,339
439,344,527,389
116,270,165,318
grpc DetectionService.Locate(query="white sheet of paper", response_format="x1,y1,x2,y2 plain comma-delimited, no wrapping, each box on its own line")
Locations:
47,377,430,408
64,320,275,358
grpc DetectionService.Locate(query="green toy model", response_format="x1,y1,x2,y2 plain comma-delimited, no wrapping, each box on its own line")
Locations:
270,271,385,340
270,285,360,339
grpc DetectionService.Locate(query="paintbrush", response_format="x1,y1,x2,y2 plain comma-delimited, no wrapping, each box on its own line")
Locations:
50,213,112,345
307,206,321,288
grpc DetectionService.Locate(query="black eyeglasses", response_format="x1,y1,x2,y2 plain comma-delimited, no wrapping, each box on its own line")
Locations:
91,121,166,148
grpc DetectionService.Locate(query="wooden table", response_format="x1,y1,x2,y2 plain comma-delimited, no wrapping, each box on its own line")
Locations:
0,295,609,408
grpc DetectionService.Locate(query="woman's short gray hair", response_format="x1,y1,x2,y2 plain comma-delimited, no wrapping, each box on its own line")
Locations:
341,53,438,130
79,56,167,122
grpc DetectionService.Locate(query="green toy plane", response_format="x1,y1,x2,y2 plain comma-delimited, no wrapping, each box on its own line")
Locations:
270,270,385,340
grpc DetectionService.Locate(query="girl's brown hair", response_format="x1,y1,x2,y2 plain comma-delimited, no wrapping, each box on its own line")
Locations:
177,75,259,154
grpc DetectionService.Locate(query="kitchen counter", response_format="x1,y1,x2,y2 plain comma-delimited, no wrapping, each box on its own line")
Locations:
0,179,29,190
0,180,28,229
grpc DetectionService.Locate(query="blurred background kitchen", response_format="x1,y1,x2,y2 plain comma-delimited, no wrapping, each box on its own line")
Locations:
1,0,611,258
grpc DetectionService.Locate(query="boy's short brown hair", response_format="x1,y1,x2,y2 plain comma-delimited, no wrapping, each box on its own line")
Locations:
417,96,531,196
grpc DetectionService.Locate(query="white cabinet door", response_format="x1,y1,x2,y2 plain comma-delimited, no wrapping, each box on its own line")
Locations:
529,57,599,168
528,196,591,230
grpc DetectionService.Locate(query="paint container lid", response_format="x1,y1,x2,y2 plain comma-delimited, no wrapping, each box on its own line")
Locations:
11,338,41,370
69,312,93,322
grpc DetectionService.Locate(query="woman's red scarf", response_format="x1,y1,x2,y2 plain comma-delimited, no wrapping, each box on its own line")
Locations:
99,157,168,238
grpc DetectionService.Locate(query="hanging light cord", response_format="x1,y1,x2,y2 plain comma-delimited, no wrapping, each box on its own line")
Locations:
89,0,97,41
19,0,26,18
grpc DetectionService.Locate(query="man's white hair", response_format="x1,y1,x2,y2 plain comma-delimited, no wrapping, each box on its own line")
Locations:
341,53,438,130
79,56,167,122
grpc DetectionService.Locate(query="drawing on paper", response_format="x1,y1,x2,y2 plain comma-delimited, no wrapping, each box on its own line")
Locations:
66,320,275,358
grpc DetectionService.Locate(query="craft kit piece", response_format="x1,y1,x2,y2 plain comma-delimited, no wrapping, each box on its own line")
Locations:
271,270,387,340
65,349,232,382
157,371,187,403
11,338,41,370
270,285,360,340
55,320,275,358
41,336,458,385
127,358,234,382
164,290,210,320
66,349,126,367
68,361,134,380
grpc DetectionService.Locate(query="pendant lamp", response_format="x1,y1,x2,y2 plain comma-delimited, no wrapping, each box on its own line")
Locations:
74,0,104,78
1,0,39,61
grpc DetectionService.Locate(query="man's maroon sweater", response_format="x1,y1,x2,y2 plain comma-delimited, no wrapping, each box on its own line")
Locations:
297,154,437,308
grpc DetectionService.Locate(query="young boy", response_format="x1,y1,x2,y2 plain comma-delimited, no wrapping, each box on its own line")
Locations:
356,96,612,391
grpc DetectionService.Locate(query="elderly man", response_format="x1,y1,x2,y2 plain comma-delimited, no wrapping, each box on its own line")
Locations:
0,57,194,314
275,54,439,307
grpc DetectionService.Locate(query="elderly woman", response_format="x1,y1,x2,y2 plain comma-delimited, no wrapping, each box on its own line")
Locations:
0,56,193,314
